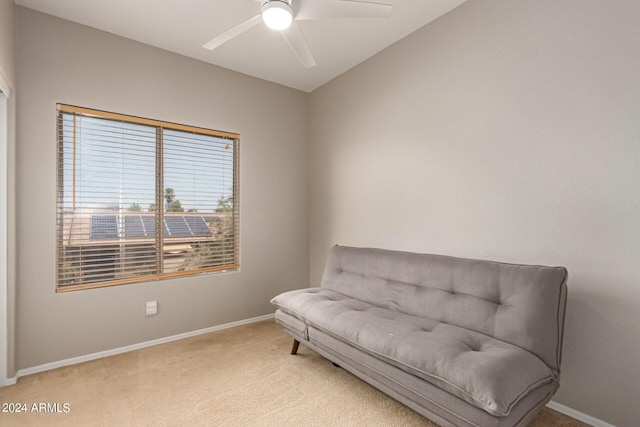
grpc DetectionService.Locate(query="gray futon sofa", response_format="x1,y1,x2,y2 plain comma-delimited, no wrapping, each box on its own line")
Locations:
271,245,568,427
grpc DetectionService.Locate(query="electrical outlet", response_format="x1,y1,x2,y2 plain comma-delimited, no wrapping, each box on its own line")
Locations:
145,300,158,316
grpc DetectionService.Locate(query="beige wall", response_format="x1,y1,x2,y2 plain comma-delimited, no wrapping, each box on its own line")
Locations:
309,1,640,425
11,1,640,424
16,7,308,369
0,0,16,380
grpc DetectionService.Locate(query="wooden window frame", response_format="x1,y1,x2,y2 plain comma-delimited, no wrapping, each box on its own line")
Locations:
56,104,240,292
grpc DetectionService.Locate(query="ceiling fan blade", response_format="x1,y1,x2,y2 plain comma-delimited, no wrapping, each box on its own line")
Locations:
281,21,316,68
202,14,263,50
295,0,392,21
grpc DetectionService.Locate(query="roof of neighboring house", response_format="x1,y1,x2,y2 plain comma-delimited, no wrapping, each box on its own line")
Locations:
61,212,225,247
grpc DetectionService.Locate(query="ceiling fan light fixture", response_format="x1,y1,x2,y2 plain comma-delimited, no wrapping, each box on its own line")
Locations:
262,1,293,31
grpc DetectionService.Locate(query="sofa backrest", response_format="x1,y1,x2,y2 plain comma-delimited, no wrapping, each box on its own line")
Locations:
320,245,568,375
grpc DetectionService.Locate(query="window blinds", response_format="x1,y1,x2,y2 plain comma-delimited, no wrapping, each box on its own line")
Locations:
56,104,239,291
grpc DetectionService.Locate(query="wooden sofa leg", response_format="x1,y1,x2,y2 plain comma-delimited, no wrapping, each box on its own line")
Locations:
291,339,300,355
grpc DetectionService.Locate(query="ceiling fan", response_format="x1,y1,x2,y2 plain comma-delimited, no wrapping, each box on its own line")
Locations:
202,0,393,68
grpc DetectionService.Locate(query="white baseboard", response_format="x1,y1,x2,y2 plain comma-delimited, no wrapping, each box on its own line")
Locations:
547,400,616,427
15,313,274,379
1,376,17,386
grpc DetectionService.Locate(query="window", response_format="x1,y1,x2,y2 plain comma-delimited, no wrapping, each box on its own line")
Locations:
56,104,239,291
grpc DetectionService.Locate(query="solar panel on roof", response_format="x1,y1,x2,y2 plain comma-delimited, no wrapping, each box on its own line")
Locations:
165,216,192,237
124,215,146,238
186,216,213,236
90,215,118,239
141,216,165,237
91,214,213,240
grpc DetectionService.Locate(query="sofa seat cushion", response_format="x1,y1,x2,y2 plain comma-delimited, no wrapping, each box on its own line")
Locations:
271,287,555,417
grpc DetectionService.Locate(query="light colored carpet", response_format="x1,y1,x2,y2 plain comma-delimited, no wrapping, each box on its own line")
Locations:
0,320,589,426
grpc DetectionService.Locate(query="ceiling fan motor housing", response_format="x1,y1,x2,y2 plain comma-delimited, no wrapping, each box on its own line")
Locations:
262,0,294,30
263,0,293,7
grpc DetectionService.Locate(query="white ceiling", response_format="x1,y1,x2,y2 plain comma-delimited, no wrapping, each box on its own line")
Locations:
15,0,466,92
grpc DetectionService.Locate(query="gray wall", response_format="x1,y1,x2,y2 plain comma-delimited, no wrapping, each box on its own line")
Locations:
0,0,16,379
16,7,309,369
309,1,640,426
